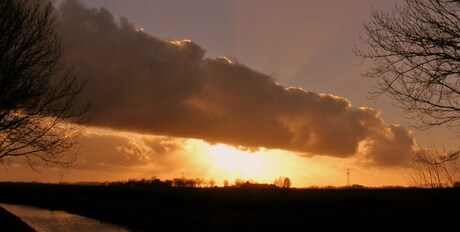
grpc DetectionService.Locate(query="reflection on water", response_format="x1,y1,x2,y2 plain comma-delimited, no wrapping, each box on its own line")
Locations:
0,203,129,232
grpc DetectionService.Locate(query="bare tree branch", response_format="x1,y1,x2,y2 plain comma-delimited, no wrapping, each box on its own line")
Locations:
357,0,460,187
410,148,460,187
0,0,87,169
356,0,460,130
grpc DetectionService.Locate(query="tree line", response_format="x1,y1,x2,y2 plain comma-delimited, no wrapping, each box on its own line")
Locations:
108,176,293,189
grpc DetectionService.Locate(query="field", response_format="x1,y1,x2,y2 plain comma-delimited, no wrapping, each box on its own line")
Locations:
0,182,459,231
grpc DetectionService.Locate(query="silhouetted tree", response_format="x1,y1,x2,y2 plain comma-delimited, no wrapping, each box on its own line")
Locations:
283,177,292,188
195,178,203,187
108,178,174,189
410,148,460,188
172,178,185,187
185,179,196,187
172,178,199,188
234,178,245,187
164,179,173,187
223,179,229,187
350,184,366,189
0,0,85,169
356,0,460,130
274,177,292,188
208,179,215,188
454,181,460,188
357,0,460,181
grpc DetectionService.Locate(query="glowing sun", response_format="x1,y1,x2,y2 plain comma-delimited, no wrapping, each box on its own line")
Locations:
206,144,267,180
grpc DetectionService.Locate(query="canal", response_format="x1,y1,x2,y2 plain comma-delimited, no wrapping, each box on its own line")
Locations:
0,203,130,232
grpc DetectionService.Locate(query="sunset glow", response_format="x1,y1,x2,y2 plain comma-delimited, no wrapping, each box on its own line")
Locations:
207,144,267,180
1,0,457,189
3,1,459,230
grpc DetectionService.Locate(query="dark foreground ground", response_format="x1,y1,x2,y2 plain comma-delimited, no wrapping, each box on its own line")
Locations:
0,183,459,231
0,204,35,231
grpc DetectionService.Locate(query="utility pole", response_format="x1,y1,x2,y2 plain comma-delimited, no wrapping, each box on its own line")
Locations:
346,168,351,188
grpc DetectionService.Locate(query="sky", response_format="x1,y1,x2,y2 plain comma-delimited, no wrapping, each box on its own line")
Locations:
1,0,458,187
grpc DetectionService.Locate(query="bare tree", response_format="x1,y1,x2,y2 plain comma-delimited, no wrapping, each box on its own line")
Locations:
356,0,460,129
356,0,460,185
0,0,85,169
410,148,460,187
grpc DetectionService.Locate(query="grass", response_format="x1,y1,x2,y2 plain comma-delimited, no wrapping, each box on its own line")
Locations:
0,204,35,231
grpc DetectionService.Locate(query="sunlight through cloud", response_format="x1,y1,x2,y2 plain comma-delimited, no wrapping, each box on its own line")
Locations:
207,144,266,180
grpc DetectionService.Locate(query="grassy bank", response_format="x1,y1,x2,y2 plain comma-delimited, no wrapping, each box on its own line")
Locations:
0,205,35,232
0,182,459,231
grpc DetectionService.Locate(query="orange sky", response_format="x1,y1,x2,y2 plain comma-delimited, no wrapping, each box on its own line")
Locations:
1,0,457,187
0,127,412,187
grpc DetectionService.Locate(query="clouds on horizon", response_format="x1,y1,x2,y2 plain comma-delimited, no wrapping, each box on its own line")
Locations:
57,0,417,166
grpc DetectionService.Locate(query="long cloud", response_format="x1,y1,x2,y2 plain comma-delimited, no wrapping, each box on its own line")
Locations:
57,0,416,166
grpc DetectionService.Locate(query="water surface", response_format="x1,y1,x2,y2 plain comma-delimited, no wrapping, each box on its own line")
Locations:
1,203,129,232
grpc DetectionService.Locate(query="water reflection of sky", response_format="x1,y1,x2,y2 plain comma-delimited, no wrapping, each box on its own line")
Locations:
0,203,129,232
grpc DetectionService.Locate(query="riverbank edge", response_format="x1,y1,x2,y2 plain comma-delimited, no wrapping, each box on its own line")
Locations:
0,205,35,232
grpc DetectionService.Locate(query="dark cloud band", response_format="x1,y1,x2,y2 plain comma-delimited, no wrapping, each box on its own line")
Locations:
58,0,416,166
